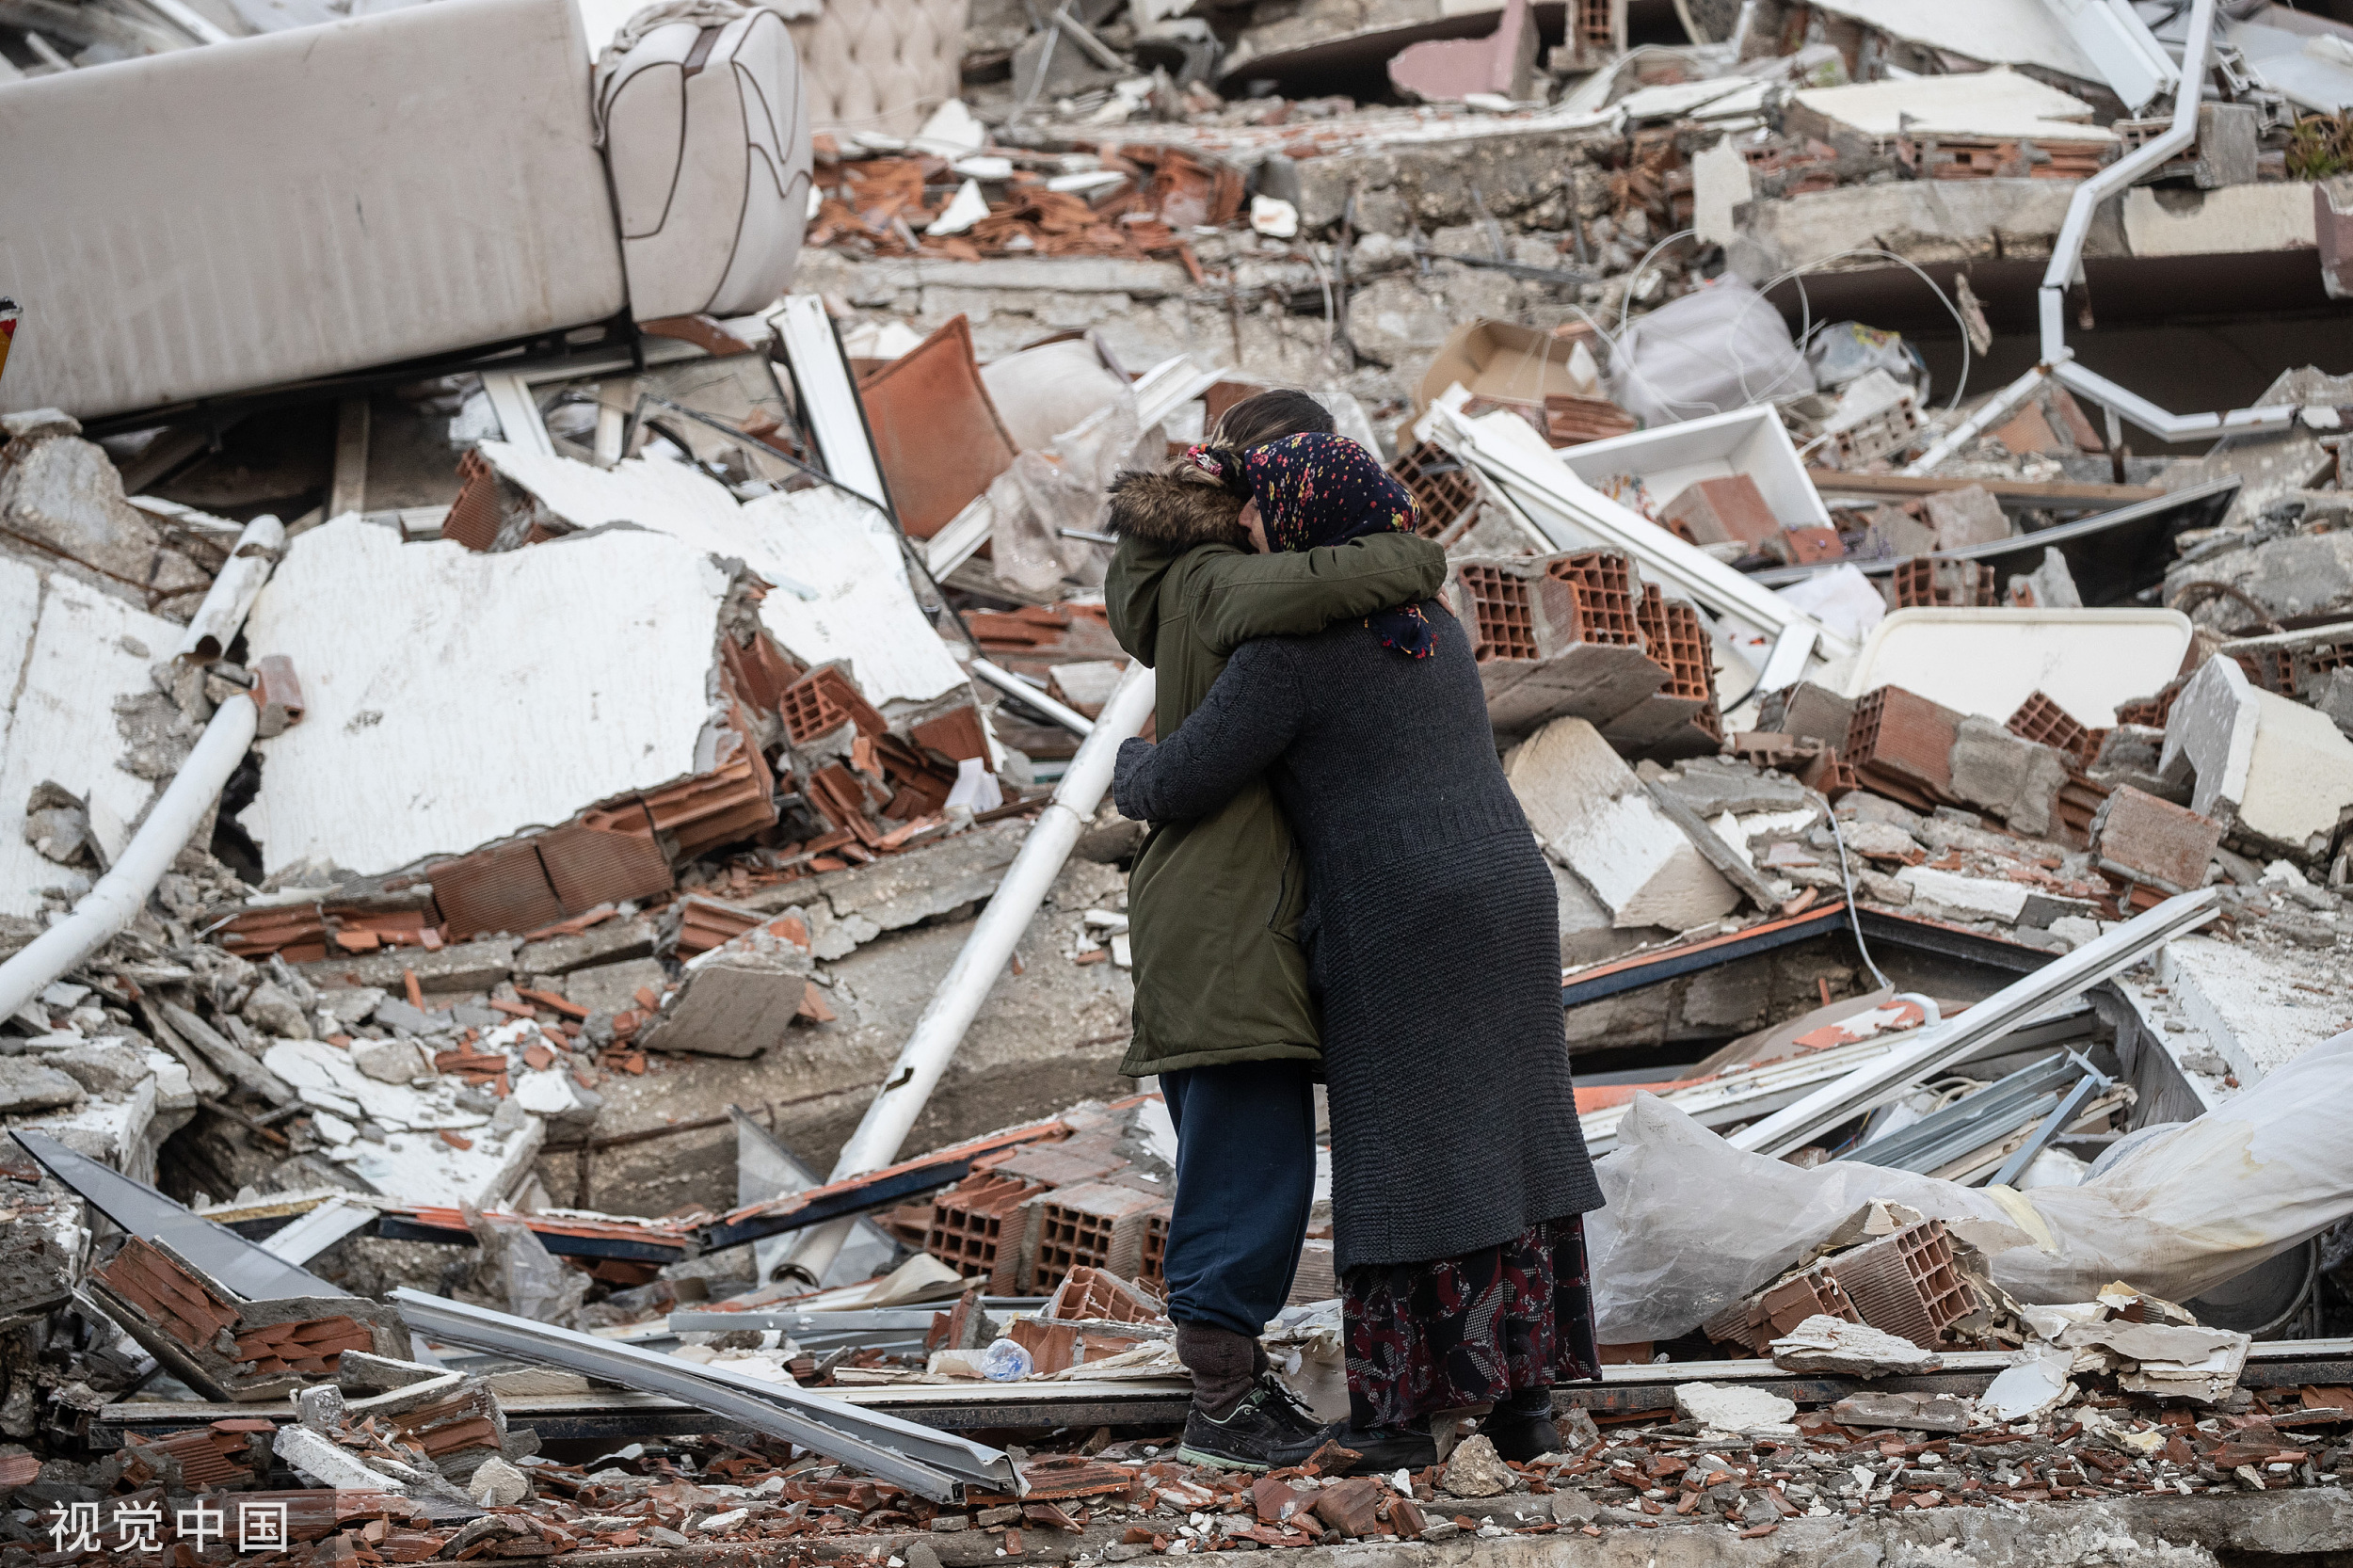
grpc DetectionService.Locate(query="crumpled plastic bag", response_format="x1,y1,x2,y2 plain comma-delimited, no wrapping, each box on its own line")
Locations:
1605,275,1814,427
988,396,1158,593
1805,320,1929,397
1586,1030,2353,1342
465,1206,590,1326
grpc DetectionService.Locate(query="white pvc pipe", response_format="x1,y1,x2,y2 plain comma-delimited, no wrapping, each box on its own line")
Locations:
1903,360,2061,476
175,514,284,664
785,663,1155,1280
969,658,1096,737
2025,0,2295,445
0,695,259,1021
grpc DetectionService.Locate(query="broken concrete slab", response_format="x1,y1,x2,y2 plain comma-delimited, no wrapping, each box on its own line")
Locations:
0,418,214,616
638,917,819,1060
2057,1320,2249,1404
551,863,1135,1217
2161,655,2353,856
2156,934,2344,1082
1649,756,1813,820
1946,716,2068,838
517,917,657,976
1729,178,2094,285
1507,718,1740,931
1386,0,1535,105
743,820,1031,960
1829,1390,1974,1432
238,518,741,882
560,957,666,1016
0,558,194,920
1673,1381,1797,1435
42,1041,151,1096
1769,1315,1945,1378
0,1058,87,1115
1893,865,2029,925
305,938,518,997
471,442,970,709
1922,485,2010,552
1438,1433,1513,1497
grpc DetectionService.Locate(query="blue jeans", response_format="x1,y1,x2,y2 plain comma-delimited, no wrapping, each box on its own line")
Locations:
1159,1061,1318,1338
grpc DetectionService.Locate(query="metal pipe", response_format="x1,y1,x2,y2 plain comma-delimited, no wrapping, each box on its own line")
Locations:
174,514,283,663
0,695,258,1022
1902,360,2062,477
786,663,1156,1281
969,658,1096,737
2028,0,2295,444
1727,888,2217,1158
389,1288,1012,1499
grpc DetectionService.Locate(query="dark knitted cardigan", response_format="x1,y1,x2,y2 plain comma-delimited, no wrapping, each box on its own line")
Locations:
1112,605,1605,1273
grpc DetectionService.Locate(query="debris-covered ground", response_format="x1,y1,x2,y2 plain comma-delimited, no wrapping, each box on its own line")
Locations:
13,0,2353,1560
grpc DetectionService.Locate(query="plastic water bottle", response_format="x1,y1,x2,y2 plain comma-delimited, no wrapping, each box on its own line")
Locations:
978,1337,1034,1382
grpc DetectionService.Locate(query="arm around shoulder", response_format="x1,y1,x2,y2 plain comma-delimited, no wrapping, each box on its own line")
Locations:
1191,532,1447,655
1111,640,1305,824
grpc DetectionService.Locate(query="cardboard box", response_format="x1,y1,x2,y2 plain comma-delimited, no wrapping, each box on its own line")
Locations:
1415,319,1601,413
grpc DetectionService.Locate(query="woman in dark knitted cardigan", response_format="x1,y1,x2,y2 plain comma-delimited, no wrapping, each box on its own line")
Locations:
1112,433,1606,1471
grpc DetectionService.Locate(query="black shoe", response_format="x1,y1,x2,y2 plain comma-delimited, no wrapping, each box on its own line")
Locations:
1480,1404,1561,1464
1319,1421,1437,1474
1177,1375,1326,1473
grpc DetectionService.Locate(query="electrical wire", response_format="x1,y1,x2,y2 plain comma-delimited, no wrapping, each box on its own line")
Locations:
1615,228,1699,335
1824,805,1894,995
1763,247,1977,411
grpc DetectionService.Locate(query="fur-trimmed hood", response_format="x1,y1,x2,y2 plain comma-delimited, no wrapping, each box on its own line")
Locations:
1106,463,1250,664
1107,464,1247,553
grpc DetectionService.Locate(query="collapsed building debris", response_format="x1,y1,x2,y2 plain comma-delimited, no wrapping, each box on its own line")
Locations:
17,0,2353,1559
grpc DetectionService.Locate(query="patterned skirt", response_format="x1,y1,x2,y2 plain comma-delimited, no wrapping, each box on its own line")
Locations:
1341,1215,1601,1430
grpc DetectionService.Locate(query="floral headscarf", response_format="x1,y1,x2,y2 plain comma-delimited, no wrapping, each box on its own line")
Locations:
1185,433,1433,658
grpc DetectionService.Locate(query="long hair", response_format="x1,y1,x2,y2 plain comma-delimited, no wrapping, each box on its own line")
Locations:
1209,388,1333,451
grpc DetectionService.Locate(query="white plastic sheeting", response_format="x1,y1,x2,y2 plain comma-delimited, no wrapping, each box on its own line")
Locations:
1587,1030,2353,1342
1604,276,1814,429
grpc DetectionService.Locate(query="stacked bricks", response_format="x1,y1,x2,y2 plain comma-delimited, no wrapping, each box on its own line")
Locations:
2113,675,2188,729
1660,474,1780,552
1024,1184,1171,1293
1890,556,2000,609
2007,690,2105,766
924,1173,1043,1295
1819,1221,1976,1351
1388,441,1481,540
1140,1211,1170,1290
1453,552,1668,737
1603,584,1721,758
1843,685,1964,811
233,1317,375,1377
780,665,886,744
1703,1269,1862,1353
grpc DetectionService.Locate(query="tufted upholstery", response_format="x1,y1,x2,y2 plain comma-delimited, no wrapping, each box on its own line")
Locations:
787,0,968,137
600,7,813,318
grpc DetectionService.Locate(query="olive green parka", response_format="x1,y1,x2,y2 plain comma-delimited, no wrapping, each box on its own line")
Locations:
1103,463,1448,1078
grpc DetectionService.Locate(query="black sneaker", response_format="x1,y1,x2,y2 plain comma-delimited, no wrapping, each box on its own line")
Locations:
1177,1376,1326,1473
1320,1422,1437,1474
1480,1405,1561,1464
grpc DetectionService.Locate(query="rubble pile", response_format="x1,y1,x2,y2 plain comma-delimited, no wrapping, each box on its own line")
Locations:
21,0,2353,1556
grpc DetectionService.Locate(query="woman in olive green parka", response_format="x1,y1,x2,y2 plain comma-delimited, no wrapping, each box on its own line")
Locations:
1101,391,1447,1472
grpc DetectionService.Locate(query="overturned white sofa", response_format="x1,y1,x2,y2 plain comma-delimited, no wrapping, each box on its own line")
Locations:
0,0,809,422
